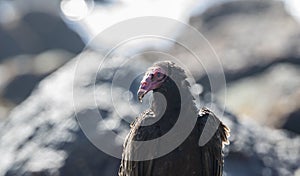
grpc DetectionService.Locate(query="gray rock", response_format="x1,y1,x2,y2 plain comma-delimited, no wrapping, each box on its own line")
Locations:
0,50,74,118
0,11,84,61
0,51,116,176
282,109,300,134
217,64,300,128
220,109,300,176
171,0,300,80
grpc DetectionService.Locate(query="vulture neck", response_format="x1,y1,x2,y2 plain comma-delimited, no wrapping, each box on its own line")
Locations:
151,77,196,123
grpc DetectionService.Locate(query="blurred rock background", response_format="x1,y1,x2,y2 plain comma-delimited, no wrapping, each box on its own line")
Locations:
0,0,300,176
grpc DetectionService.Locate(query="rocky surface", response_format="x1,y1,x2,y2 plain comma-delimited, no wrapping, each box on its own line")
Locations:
217,63,300,128
171,0,300,80
0,52,120,176
282,109,300,134
222,111,300,176
0,10,84,118
0,12,84,61
0,50,74,119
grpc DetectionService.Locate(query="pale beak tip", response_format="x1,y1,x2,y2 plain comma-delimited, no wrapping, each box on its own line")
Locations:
137,91,145,103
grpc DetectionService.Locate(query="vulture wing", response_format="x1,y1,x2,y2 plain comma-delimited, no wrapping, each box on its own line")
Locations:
197,107,230,176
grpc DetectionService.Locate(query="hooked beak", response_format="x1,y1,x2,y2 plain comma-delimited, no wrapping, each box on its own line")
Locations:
137,89,148,102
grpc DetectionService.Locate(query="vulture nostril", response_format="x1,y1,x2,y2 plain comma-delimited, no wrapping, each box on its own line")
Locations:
141,82,148,88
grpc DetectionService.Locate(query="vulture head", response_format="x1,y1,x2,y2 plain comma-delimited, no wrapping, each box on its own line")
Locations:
137,61,188,102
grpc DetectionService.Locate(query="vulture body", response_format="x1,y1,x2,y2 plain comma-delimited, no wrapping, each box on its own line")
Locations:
119,61,229,176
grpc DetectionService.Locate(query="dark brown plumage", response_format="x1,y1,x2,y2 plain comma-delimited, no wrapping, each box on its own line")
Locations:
119,61,230,176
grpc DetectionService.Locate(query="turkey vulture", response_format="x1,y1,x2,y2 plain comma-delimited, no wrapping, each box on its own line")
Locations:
119,61,230,176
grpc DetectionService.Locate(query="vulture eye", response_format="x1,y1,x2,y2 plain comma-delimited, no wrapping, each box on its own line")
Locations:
157,72,161,77
153,71,161,78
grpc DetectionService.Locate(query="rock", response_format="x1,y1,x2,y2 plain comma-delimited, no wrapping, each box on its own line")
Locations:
0,50,73,119
3,74,45,104
170,0,300,81
0,8,85,110
282,109,300,134
0,27,22,62
0,11,84,61
222,111,300,176
217,64,300,128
